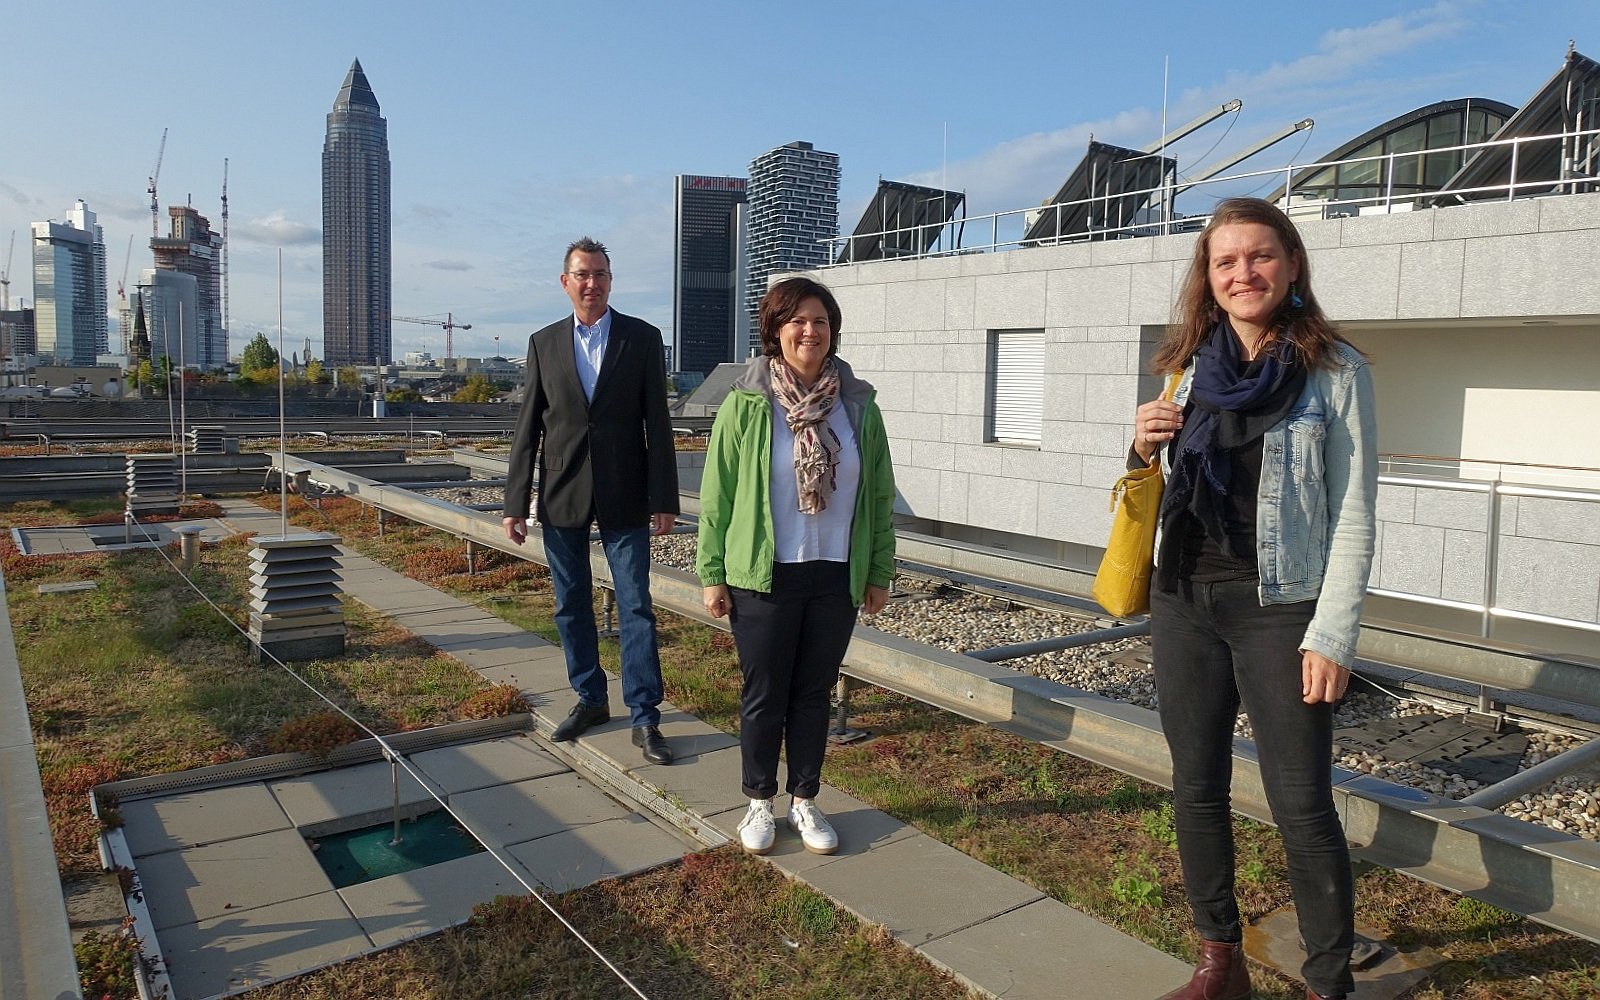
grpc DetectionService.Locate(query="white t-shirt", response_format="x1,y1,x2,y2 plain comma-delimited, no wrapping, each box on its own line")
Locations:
769,398,860,564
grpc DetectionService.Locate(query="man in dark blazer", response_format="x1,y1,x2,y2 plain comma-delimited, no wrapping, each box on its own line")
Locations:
503,237,679,765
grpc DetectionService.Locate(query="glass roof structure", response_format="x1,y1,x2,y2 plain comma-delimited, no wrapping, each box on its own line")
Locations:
1023,141,1175,245
1272,98,1515,207
836,180,964,264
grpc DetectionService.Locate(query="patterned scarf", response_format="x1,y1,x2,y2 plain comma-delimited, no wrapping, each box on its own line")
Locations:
769,356,842,514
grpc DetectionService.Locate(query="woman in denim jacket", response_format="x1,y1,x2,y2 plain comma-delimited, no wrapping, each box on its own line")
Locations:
1132,198,1377,1000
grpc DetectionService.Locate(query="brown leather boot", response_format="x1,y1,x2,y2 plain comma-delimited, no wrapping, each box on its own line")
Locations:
1156,940,1251,1000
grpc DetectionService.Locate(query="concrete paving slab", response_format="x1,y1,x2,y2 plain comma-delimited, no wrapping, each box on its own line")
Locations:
449,773,636,849
706,785,921,875
798,832,1043,947
470,647,573,696
507,814,689,893
122,783,291,858
269,761,441,837
426,628,548,651
579,708,740,774
339,849,532,949
159,890,371,1000
345,586,451,614
920,895,1192,1000
386,604,501,628
633,744,750,817
442,637,570,670
411,738,569,796
139,828,331,931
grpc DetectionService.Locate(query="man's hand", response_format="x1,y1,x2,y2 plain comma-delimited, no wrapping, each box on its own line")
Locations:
651,512,675,537
503,516,527,545
1301,649,1350,704
862,584,889,615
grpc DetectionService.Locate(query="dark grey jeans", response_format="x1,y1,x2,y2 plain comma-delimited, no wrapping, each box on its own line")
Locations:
1151,579,1354,998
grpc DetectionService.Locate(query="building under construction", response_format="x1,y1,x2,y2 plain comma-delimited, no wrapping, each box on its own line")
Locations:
146,205,225,369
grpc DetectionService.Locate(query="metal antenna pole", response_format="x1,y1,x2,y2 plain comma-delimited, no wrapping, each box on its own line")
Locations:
177,301,188,498
278,249,287,536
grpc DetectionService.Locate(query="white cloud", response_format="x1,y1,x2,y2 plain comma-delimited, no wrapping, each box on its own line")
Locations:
425,259,473,271
236,211,320,246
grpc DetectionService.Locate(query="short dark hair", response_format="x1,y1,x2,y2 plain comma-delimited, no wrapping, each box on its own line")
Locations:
758,277,842,359
564,237,610,271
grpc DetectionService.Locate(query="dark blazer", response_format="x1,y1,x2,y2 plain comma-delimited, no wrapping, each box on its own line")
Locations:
504,309,679,529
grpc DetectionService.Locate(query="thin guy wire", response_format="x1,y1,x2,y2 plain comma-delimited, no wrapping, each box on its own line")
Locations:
125,514,653,1000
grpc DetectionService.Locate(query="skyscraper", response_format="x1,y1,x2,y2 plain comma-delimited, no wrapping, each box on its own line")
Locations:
744,141,840,352
151,205,225,368
322,58,391,366
31,199,108,365
672,174,747,376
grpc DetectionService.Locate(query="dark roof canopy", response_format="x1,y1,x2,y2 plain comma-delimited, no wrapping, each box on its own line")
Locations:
836,180,965,264
1023,141,1174,245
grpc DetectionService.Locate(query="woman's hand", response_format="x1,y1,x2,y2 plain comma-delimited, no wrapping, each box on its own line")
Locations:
703,584,731,619
1302,649,1350,704
861,584,889,616
1133,398,1184,464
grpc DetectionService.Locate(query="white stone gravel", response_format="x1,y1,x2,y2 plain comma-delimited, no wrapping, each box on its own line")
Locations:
434,498,1600,841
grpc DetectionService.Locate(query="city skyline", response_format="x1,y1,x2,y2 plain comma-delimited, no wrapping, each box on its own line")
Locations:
1,1,1592,361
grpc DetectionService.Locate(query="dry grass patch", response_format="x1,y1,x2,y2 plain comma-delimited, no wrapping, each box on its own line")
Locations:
243,847,975,1000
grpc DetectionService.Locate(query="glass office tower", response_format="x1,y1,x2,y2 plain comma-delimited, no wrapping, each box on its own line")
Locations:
322,59,391,366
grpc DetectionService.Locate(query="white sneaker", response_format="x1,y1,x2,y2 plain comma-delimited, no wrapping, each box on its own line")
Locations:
787,797,838,854
736,798,776,855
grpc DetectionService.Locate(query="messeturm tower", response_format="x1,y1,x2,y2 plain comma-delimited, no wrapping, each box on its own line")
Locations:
322,59,391,366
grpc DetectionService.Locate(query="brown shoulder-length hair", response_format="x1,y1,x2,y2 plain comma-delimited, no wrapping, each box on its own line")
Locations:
758,277,842,359
1155,197,1356,373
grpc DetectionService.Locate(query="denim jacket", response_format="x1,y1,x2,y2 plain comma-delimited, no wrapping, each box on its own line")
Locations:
1161,341,1378,666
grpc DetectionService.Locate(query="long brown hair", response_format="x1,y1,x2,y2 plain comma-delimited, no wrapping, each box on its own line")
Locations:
1154,197,1354,373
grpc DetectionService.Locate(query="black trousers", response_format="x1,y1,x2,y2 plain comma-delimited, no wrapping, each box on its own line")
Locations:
729,561,856,800
1151,579,1355,998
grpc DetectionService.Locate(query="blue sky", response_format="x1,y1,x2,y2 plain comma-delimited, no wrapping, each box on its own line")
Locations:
1,1,1591,361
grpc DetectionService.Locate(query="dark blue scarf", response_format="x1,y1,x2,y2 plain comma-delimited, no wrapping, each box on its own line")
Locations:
1158,319,1306,577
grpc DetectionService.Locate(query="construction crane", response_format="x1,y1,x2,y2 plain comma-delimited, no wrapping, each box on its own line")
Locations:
115,233,134,303
1,230,13,311
148,128,168,239
391,312,471,360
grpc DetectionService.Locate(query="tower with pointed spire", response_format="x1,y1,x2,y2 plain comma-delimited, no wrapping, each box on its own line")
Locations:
322,59,391,366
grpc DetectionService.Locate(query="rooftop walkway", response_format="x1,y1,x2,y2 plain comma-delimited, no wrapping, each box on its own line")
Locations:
106,500,1194,999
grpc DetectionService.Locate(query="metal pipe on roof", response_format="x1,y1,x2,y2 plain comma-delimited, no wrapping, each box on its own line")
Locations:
1141,99,1243,154
966,621,1151,662
1173,118,1316,195
1459,734,1600,811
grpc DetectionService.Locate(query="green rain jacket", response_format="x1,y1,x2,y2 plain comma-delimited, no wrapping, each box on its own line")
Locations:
696,355,896,606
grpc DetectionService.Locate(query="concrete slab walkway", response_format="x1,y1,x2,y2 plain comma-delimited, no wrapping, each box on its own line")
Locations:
111,500,1193,999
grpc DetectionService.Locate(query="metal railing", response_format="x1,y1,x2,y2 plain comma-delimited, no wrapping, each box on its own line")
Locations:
1370,457,1600,640
822,126,1600,262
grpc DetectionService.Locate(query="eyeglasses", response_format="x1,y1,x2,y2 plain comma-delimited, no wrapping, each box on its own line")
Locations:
565,270,612,283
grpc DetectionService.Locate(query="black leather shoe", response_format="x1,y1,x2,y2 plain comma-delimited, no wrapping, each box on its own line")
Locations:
551,700,609,742
632,725,674,765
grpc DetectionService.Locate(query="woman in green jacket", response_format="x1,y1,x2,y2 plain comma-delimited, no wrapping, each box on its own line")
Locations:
697,276,896,856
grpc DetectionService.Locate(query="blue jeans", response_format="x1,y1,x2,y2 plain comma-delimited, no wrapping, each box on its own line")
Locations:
541,523,663,728
1151,579,1354,998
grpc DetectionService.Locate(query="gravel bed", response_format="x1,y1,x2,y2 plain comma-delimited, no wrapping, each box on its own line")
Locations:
427,502,1600,841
